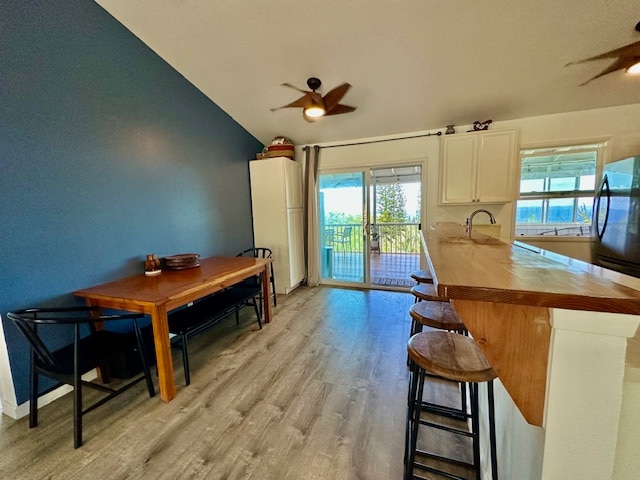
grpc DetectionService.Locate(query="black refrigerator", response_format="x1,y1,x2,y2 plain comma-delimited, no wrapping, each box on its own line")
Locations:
592,155,640,278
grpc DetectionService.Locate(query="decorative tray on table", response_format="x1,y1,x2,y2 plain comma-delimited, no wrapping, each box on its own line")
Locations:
164,253,201,270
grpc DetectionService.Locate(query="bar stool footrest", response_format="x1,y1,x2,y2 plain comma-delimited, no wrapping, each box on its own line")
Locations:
420,401,469,420
417,418,475,438
414,450,475,479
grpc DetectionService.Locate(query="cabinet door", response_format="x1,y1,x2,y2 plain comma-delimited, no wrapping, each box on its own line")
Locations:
287,208,305,286
475,130,516,203
440,135,477,204
285,160,303,209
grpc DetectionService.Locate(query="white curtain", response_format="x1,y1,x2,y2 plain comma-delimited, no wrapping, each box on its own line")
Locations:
303,145,320,286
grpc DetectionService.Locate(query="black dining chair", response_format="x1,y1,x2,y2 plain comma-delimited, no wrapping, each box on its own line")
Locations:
7,306,156,448
236,247,277,308
168,286,262,386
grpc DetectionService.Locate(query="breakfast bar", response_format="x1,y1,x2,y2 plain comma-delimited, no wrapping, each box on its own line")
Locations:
421,223,640,480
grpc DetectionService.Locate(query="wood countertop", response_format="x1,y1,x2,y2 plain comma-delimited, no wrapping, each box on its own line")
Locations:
422,224,640,476
422,223,640,427
422,223,640,315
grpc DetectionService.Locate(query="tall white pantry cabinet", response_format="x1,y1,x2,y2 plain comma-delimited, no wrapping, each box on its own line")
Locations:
249,156,305,294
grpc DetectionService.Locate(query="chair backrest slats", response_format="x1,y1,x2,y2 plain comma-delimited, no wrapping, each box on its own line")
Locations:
7,308,144,374
10,316,61,370
237,247,273,259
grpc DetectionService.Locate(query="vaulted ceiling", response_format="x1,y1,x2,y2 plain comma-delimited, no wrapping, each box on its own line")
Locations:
96,0,640,146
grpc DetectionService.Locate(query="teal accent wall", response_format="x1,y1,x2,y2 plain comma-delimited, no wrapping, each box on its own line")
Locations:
0,1,263,403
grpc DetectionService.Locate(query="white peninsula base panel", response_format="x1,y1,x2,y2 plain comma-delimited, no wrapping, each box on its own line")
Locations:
543,308,640,480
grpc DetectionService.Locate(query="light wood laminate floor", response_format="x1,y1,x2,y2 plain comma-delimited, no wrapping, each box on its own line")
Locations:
0,287,423,479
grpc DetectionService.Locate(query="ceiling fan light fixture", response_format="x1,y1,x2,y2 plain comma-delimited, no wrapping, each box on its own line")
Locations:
304,104,325,118
626,60,640,74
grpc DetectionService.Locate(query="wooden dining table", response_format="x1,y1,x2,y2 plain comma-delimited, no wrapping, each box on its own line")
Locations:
74,256,272,402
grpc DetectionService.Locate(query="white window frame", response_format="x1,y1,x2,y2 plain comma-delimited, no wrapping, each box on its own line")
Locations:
515,140,608,238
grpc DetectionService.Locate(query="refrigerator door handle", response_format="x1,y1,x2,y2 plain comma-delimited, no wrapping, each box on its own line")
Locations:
594,174,610,240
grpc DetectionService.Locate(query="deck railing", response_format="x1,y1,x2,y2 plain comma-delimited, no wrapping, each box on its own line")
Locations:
515,222,592,237
325,222,421,254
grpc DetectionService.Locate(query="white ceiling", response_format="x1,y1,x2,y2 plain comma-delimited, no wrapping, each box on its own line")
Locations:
96,0,640,147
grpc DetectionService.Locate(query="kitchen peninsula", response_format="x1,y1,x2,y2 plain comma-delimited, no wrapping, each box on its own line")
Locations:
421,223,640,480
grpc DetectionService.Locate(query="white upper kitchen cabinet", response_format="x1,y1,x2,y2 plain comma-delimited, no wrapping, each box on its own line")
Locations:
249,156,304,294
439,129,517,204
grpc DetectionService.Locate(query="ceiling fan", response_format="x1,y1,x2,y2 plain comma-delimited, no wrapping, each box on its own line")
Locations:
566,21,640,85
271,77,356,122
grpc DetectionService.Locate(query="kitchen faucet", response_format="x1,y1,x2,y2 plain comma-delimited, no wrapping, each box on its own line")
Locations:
466,209,496,237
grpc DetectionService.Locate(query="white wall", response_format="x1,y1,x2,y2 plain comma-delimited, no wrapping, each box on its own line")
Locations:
503,103,640,161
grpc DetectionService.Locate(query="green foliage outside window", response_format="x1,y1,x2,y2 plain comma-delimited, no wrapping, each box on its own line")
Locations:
376,184,408,223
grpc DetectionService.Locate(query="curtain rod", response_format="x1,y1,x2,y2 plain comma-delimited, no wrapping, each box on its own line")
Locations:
302,130,442,150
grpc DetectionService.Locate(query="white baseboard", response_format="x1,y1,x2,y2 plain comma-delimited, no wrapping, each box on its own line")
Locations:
1,370,98,420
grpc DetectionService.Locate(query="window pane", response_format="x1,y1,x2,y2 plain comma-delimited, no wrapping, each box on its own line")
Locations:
520,178,544,193
516,199,543,223
579,175,595,190
516,143,603,236
577,197,593,223
549,177,576,192
547,198,574,223
521,151,596,191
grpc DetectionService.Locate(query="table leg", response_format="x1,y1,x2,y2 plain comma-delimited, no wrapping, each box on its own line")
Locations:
84,300,108,383
261,265,272,323
150,305,176,402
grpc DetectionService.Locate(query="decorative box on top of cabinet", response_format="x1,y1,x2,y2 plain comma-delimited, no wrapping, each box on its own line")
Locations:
249,156,305,295
439,129,517,204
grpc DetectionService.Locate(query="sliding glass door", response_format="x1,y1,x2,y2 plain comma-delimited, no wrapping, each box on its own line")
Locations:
319,171,366,284
318,163,423,289
369,165,422,288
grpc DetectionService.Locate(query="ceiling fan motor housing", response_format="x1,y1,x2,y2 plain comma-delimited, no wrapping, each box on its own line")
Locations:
306,77,322,91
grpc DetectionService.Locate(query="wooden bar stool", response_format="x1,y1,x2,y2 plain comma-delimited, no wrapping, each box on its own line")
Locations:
409,301,468,418
410,283,449,303
410,269,433,284
409,301,466,336
405,331,498,480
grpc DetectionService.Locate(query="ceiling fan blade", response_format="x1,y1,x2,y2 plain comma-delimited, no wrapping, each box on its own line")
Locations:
322,83,351,112
324,103,356,116
270,94,313,111
281,82,312,94
566,39,640,66
579,57,640,85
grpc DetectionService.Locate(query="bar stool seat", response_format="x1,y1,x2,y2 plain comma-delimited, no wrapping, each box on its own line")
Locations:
410,283,449,303
409,301,466,333
410,269,433,284
405,331,498,480
408,331,495,383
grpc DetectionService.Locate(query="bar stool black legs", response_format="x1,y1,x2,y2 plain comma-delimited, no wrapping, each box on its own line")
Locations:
487,380,498,480
405,331,498,480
